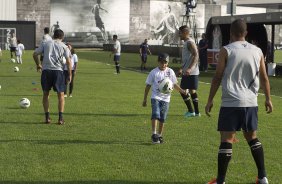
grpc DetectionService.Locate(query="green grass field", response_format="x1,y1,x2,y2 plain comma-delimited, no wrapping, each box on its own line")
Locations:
0,50,281,184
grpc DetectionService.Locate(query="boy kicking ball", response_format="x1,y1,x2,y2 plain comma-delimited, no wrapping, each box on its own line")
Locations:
142,53,188,144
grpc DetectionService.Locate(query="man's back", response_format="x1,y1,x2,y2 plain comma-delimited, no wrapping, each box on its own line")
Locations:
36,40,69,71
221,41,263,107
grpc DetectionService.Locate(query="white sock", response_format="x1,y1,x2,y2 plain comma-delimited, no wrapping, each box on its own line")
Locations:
152,130,157,135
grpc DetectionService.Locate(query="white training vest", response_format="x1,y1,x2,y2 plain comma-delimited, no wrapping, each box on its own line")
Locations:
221,41,263,107
182,38,199,75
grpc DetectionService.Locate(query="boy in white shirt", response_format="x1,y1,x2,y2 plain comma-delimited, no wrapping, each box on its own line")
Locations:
16,40,25,64
143,53,188,144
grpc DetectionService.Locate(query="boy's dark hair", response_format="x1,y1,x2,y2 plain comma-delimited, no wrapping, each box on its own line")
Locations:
158,53,169,63
113,35,118,39
230,19,247,38
53,29,64,39
44,27,50,34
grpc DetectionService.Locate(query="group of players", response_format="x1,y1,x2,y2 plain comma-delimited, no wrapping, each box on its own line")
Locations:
142,19,272,184
31,18,271,184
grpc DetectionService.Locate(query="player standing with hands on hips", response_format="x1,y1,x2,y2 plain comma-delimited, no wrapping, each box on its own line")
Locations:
33,29,72,125
205,19,273,184
178,25,200,118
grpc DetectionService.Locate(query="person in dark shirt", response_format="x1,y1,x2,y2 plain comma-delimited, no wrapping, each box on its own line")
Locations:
139,39,152,71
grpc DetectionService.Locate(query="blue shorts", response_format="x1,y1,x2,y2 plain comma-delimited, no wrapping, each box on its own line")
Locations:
218,107,258,132
141,54,147,63
41,70,66,92
114,55,120,62
151,99,169,123
180,75,199,90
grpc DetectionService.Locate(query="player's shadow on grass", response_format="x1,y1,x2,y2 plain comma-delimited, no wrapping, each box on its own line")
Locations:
64,112,148,117
0,180,204,184
1,94,41,97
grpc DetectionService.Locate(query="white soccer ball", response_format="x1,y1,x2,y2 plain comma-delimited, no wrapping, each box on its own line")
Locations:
19,98,31,109
11,58,16,63
158,78,174,94
14,66,19,72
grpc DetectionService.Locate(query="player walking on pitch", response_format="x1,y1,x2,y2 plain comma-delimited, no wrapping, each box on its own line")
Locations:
33,29,72,125
139,39,152,72
205,19,272,184
143,53,188,144
178,25,200,118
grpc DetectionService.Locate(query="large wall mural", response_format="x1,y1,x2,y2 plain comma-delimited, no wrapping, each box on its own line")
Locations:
150,1,184,45
50,0,129,46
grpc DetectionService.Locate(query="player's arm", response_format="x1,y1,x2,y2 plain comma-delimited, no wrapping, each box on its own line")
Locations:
143,84,151,107
65,56,72,84
148,47,152,55
185,41,199,75
205,47,227,116
259,55,273,113
33,45,43,72
139,47,142,56
173,84,188,95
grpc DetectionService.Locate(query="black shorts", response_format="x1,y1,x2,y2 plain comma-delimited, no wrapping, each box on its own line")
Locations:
180,75,198,90
41,70,66,92
141,54,147,63
218,107,258,132
10,47,16,52
114,55,120,62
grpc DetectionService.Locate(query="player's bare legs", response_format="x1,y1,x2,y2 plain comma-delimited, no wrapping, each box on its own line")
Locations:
151,119,160,144
43,91,50,123
57,92,65,124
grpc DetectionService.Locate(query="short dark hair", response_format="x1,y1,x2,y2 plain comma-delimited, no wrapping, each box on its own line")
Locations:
179,25,190,32
44,27,50,34
230,19,247,38
53,29,64,39
113,35,118,39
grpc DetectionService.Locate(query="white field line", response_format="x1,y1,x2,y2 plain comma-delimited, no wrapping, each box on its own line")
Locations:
97,61,282,99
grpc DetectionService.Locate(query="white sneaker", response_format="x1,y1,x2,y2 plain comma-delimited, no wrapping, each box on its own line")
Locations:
64,94,67,98
256,177,269,184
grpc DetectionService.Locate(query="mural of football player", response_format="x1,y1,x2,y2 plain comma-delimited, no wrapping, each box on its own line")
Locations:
152,4,179,45
92,0,108,42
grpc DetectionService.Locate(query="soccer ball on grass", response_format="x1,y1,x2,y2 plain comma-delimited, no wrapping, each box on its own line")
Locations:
14,66,19,72
158,78,173,94
11,58,16,63
19,98,30,109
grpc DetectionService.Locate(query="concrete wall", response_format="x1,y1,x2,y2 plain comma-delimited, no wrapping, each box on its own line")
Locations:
0,0,17,21
129,0,151,44
17,0,50,46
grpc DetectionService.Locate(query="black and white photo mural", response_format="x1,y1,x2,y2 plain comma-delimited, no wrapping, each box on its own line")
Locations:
50,0,130,46
150,1,183,45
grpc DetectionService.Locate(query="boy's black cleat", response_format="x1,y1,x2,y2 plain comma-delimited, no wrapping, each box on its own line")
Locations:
151,134,160,144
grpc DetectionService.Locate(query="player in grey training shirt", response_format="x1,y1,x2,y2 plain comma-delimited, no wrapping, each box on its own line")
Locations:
205,19,272,184
33,29,72,125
